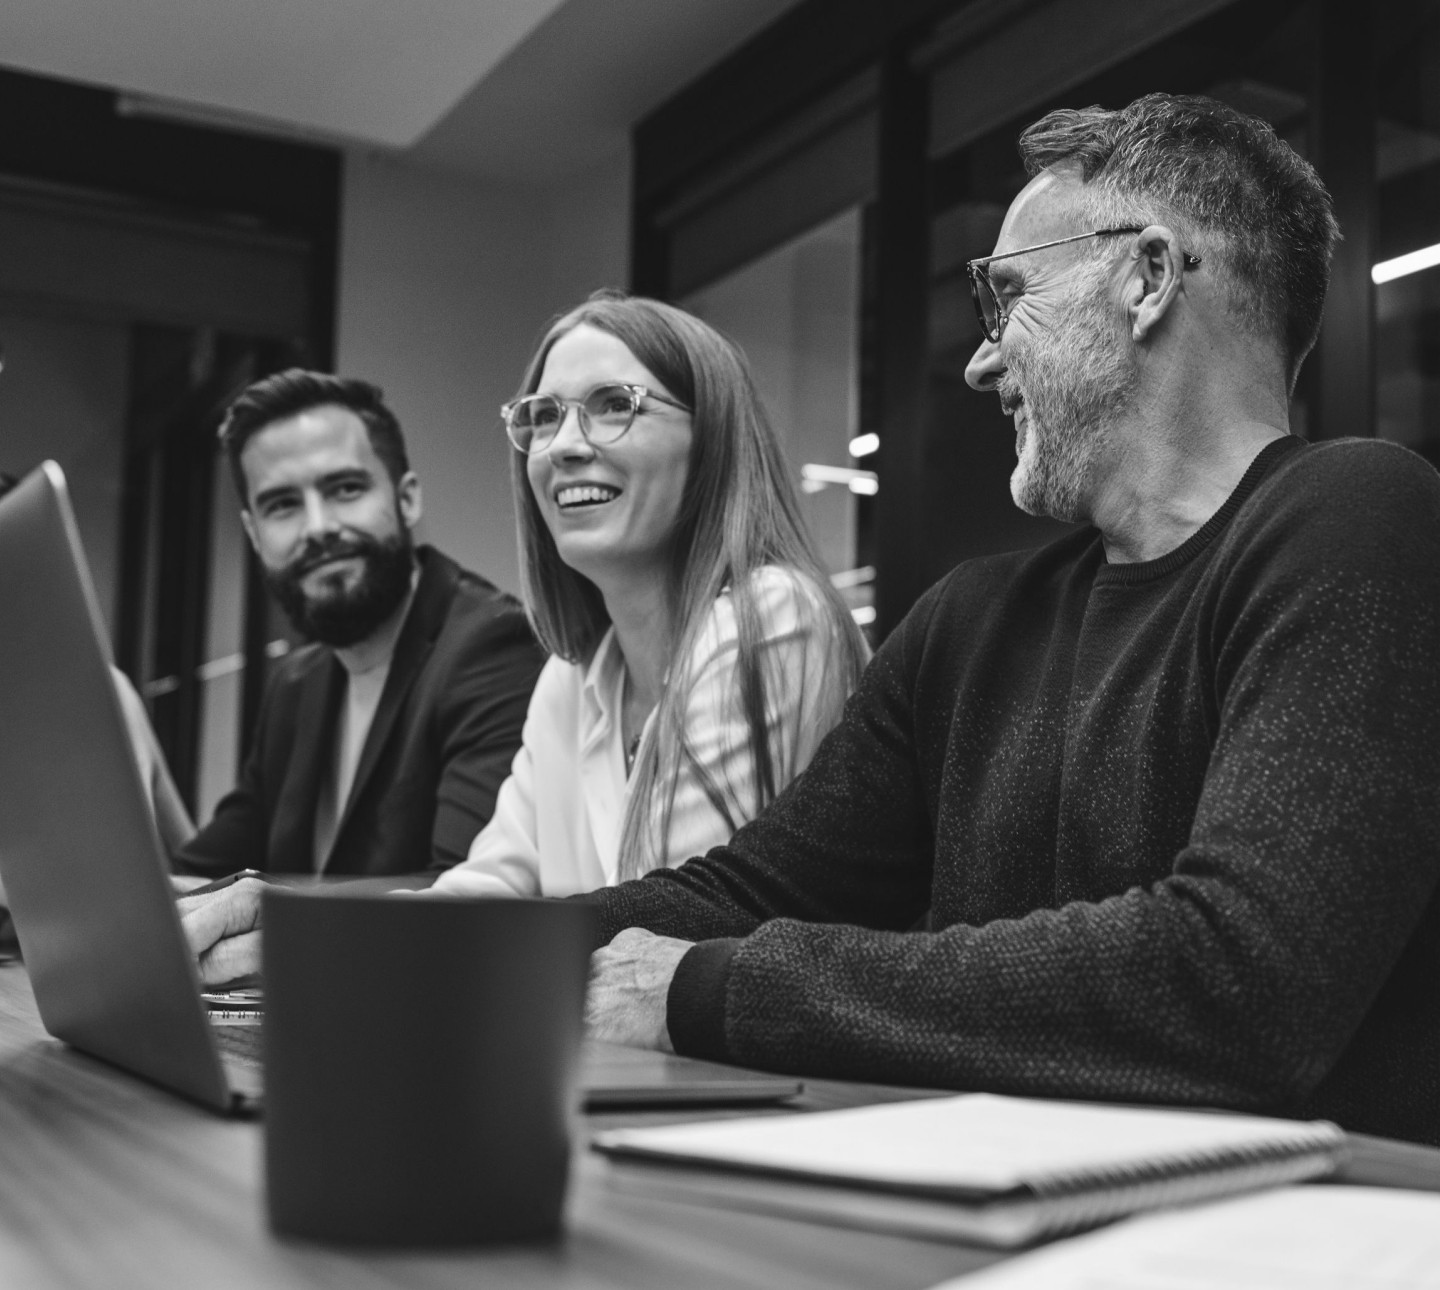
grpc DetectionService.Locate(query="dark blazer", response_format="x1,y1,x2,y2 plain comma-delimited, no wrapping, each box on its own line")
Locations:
178,546,545,878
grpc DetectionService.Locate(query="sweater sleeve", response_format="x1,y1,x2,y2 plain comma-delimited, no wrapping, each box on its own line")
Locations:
665,444,1440,1110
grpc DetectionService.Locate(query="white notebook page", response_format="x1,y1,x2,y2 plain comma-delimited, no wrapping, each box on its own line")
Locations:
936,1185,1440,1289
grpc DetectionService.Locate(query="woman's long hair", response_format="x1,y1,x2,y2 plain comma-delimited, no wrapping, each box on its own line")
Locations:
510,290,867,878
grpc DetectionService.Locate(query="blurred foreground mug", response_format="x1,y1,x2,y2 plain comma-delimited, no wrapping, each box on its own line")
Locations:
262,889,596,1245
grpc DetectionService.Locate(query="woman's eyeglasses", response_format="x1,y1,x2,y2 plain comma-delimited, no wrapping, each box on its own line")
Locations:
501,383,690,455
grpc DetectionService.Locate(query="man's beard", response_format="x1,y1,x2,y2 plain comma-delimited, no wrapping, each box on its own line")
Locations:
999,260,1137,523
264,528,416,648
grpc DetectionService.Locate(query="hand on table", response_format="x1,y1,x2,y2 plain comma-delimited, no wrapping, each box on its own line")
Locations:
177,879,266,985
584,927,693,1053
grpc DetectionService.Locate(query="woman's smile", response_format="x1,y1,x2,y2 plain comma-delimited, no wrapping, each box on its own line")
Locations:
554,482,623,510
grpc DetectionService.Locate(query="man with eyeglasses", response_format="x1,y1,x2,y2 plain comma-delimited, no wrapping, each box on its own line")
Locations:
173,369,544,907
573,93,1440,1146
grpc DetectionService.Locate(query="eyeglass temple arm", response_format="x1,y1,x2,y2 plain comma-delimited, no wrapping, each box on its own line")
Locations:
967,228,1138,269
970,229,1201,271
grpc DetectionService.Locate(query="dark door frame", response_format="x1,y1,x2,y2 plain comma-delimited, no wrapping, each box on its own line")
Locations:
0,64,340,794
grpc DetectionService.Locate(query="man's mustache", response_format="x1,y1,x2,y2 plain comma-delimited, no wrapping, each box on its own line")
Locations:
997,375,1024,417
289,534,375,578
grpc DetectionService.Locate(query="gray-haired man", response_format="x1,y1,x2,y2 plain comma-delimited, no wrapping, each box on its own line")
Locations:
578,93,1440,1146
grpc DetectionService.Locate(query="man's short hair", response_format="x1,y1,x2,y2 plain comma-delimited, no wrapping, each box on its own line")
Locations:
217,369,411,506
1018,93,1339,390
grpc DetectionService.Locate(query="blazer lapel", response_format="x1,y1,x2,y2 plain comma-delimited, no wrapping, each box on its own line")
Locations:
271,652,346,872
327,548,454,863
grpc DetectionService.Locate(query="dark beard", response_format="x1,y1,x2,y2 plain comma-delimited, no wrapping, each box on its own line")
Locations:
265,529,416,648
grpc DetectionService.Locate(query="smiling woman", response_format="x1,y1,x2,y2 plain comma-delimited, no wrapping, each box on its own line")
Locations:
428,290,870,896
520,325,696,604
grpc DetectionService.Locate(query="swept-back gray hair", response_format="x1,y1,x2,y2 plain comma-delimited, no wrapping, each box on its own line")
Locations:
1019,93,1339,389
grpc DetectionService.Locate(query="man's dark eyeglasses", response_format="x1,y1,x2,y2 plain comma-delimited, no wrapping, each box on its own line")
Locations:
965,227,1203,344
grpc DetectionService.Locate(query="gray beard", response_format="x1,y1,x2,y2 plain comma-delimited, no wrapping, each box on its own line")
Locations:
1002,264,1137,523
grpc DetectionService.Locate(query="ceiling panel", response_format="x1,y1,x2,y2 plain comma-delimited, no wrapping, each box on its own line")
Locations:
414,0,801,180
0,0,568,147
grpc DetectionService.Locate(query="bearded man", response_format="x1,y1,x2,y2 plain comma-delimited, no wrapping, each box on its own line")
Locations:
175,369,544,882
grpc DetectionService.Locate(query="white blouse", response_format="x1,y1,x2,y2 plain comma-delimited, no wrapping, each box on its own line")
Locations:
429,566,856,897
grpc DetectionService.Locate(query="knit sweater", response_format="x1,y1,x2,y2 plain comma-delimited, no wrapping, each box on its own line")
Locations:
587,436,1440,1145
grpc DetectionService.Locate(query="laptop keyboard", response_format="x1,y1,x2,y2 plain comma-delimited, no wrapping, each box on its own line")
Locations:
212,1023,264,1068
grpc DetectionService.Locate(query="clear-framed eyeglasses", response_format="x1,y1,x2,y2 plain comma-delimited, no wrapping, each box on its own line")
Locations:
965,227,1202,344
501,382,690,455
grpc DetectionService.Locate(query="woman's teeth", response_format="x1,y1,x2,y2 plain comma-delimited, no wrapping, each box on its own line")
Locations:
557,485,620,509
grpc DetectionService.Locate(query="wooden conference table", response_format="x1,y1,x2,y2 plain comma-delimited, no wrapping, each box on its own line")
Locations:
1,963,1438,1290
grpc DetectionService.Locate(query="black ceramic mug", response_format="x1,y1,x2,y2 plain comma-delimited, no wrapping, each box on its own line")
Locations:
262,889,595,1245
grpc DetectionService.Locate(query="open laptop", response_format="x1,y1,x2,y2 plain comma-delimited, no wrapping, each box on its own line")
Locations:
0,461,803,1114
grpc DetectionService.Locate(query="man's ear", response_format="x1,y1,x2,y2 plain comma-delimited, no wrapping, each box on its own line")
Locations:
397,472,423,530
239,507,259,554
1128,224,1187,343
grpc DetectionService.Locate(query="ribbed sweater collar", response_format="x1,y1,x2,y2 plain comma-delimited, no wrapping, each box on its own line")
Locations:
1094,435,1306,585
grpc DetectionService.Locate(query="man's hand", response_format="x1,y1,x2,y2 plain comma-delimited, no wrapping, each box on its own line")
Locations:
169,873,213,894
177,879,266,985
584,927,693,1052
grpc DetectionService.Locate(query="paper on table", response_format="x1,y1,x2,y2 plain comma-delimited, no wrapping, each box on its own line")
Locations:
596,1093,1340,1193
931,1185,1440,1290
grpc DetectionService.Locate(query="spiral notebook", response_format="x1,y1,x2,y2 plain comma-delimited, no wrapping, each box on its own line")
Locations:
593,1093,1345,1248
933,1184,1440,1289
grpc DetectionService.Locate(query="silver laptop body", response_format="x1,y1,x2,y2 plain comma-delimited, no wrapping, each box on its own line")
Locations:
0,461,257,1113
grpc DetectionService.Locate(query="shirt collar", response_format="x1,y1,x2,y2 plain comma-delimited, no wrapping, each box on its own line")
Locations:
580,626,626,736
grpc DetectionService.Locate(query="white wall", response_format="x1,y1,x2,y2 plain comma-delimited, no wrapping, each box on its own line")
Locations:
335,148,630,595
684,210,862,578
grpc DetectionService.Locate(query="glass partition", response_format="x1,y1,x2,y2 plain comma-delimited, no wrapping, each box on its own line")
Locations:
683,207,876,627
1376,0,1440,464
